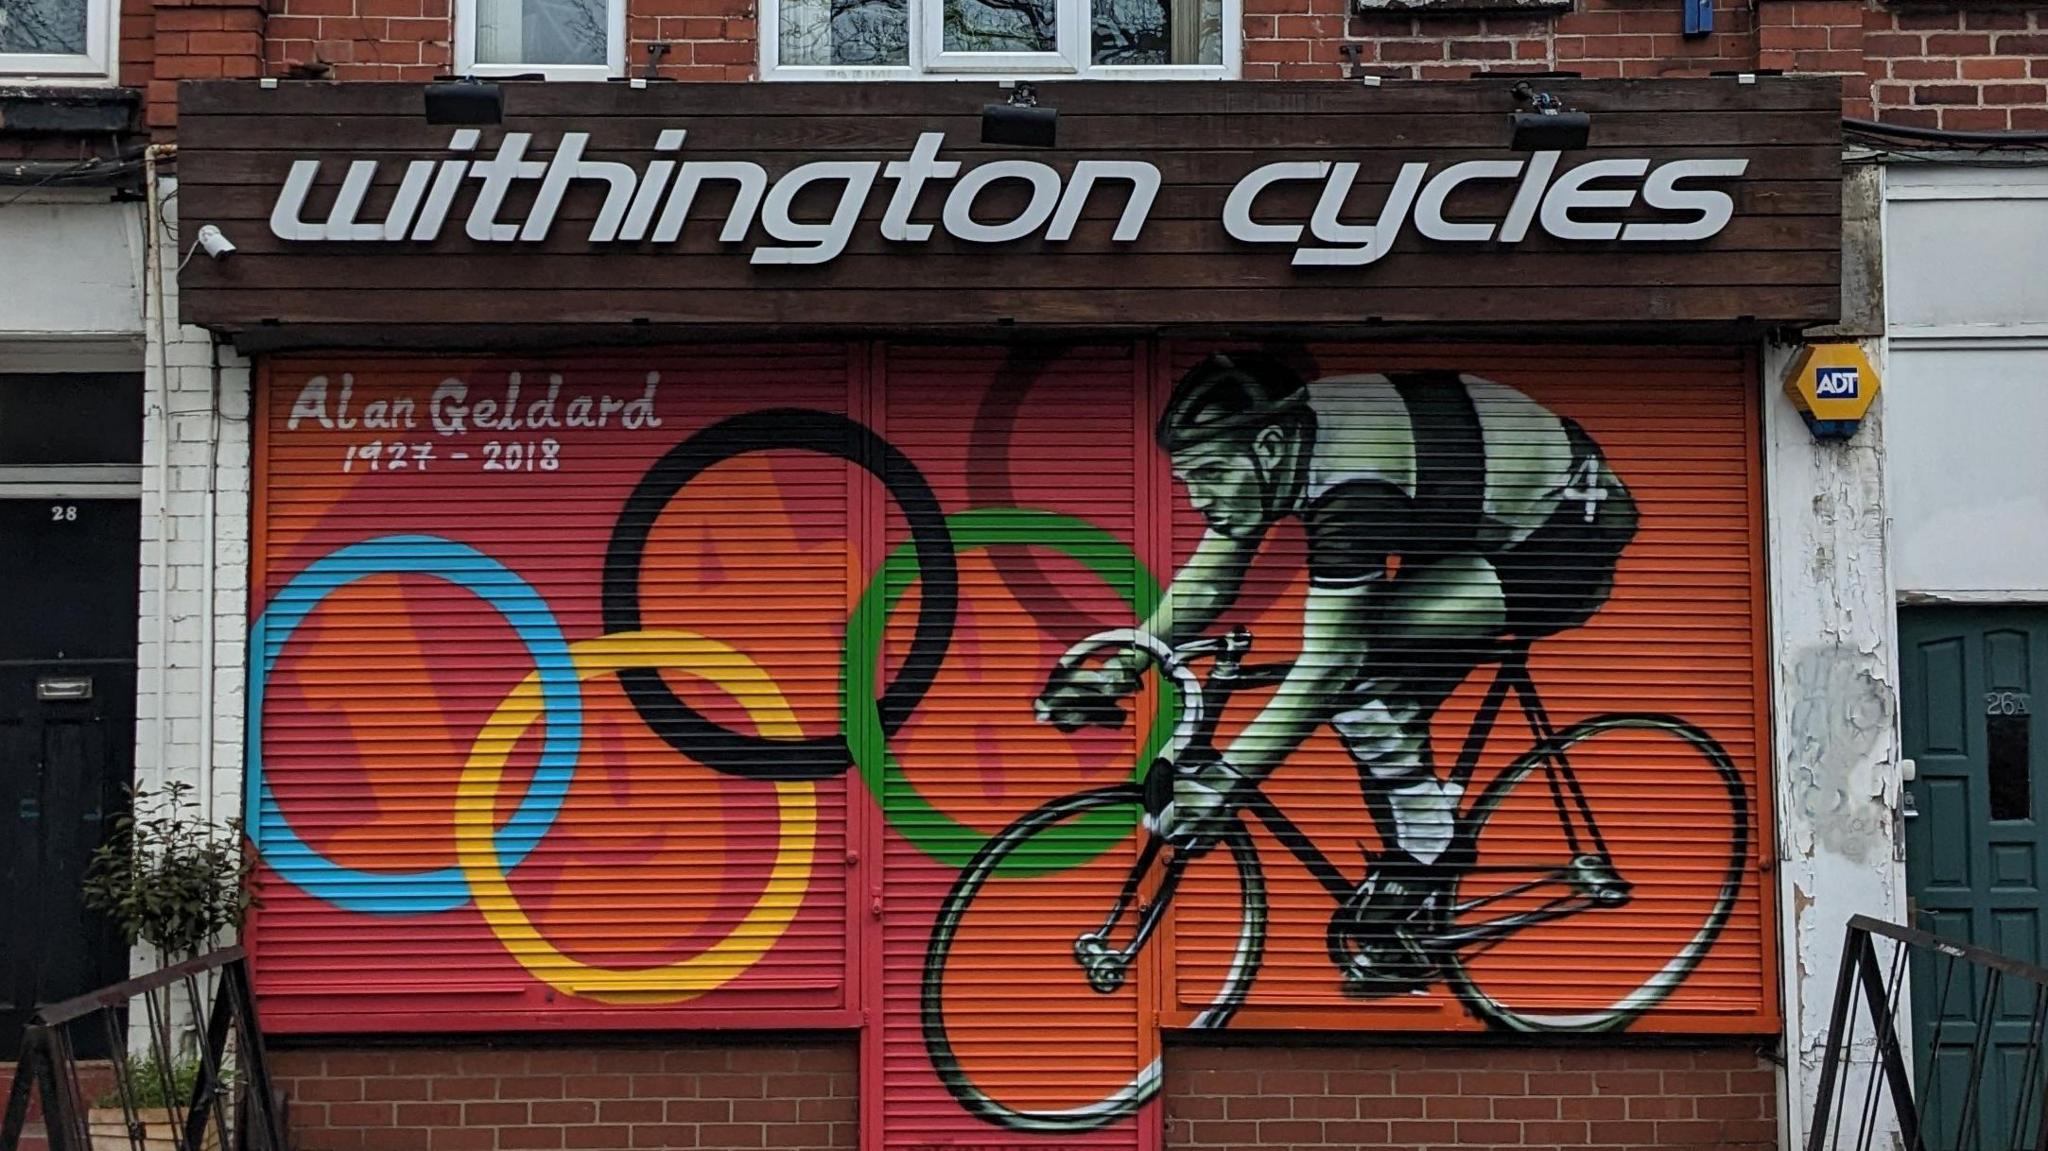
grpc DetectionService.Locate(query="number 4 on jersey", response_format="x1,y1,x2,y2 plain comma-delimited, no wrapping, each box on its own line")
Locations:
1561,458,1607,523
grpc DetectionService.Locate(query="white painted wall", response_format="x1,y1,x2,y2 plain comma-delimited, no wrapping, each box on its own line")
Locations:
136,175,253,846
1884,162,2048,602
0,193,144,345
1766,335,1909,1151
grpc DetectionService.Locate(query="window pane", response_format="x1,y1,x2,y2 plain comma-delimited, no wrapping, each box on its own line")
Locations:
779,0,908,65
476,0,606,66
1989,709,2031,822
1093,0,1219,64
0,375,142,466
945,0,1055,53
0,0,88,55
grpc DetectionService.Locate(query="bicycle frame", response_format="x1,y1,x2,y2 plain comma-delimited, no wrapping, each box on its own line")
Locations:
1070,628,1634,992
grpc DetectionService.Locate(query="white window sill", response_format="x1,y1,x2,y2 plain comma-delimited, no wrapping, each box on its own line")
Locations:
462,62,621,81
760,63,1237,80
0,58,116,84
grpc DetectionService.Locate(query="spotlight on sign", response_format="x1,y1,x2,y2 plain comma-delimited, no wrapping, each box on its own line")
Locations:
1508,81,1590,151
982,83,1057,148
425,79,504,126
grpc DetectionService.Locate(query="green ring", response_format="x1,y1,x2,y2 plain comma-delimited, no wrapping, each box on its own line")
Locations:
846,508,1175,876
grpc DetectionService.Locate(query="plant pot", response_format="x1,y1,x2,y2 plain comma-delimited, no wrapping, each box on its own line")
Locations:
86,1106,224,1151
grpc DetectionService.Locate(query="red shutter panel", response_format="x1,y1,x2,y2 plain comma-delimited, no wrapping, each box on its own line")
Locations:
249,349,858,1031
1160,343,1772,1034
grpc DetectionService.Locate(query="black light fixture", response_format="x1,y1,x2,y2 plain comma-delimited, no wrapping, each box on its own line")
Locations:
425,78,504,126
1508,80,1590,151
981,82,1057,148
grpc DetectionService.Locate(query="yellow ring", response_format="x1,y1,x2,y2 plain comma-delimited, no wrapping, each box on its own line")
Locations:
455,630,815,1005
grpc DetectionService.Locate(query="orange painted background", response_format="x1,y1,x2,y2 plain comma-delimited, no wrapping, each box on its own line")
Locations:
249,341,1773,1146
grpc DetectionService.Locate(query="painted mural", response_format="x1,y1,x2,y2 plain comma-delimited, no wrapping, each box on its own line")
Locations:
249,343,1768,1144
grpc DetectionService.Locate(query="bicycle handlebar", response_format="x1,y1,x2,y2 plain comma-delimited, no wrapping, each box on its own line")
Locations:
1052,626,1296,767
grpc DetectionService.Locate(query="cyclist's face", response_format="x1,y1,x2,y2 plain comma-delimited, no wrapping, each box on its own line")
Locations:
1171,440,1270,540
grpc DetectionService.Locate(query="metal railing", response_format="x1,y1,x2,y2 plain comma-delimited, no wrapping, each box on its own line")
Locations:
1809,914,2048,1151
1,947,286,1151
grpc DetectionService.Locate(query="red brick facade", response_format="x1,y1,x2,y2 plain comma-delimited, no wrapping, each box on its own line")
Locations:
265,1043,859,1151
1164,1045,1779,1150
25,1043,1777,1150
93,0,2041,131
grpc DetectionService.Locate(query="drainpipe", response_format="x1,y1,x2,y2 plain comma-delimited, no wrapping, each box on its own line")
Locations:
199,335,220,830
143,143,176,804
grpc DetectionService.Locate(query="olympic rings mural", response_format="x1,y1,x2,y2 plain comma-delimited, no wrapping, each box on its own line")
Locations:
251,350,1769,1143
250,359,1197,1015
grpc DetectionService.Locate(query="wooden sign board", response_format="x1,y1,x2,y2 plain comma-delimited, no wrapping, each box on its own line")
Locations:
175,78,1841,347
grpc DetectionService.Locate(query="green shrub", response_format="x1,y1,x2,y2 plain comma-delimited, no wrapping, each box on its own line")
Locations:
81,781,255,963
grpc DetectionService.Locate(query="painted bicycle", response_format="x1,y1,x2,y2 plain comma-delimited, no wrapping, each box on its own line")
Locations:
921,626,1749,1133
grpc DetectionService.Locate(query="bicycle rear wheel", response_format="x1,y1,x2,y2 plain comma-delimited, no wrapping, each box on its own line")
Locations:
921,784,1264,1133
1441,714,1748,1033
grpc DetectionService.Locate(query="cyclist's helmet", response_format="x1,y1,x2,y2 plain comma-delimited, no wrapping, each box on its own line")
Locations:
1156,352,1310,454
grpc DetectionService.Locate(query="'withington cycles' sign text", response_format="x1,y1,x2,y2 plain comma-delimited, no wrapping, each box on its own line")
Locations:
269,129,1750,269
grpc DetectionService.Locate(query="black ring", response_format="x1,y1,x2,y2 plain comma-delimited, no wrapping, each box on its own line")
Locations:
603,408,957,781
966,348,1129,643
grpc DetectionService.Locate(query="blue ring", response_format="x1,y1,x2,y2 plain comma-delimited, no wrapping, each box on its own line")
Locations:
246,535,581,914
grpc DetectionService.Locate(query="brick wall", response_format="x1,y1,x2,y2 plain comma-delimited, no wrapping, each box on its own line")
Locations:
1863,8,2048,130
1164,1044,1778,1150
0,1061,117,1151
267,1042,858,1151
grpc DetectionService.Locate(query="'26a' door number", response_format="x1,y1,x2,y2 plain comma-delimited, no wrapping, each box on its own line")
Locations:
1987,691,2033,715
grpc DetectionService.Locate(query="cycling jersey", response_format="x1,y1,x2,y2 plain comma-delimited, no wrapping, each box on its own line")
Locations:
1291,371,1637,637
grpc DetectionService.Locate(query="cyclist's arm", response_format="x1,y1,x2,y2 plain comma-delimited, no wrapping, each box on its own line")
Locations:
1122,528,1259,673
1219,581,1374,779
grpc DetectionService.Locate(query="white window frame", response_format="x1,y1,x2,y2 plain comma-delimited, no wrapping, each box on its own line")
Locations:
454,0,626,81
762,0,1238,80
0,0,119,85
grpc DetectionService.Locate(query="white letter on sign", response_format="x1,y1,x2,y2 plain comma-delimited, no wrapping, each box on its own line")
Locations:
1540,158,1649,242
754,161,882,265
1223,161,1331,245
1046,161,1161,243
522,133,641,243
270,161,325,242
1414,159,1524,243
1294,161,1426,267
882,133,960,243
1622,158,1749,241
943,161,1063,244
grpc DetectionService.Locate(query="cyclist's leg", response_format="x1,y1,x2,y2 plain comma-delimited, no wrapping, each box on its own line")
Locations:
1335,552,1507,865
1327,553,1506,992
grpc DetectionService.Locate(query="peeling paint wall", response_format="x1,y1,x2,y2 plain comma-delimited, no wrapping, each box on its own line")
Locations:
1766,335,1909,1150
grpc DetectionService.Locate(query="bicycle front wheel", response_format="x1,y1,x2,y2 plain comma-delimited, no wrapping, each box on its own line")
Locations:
922,784,1265,1133
1441,714,1749,1033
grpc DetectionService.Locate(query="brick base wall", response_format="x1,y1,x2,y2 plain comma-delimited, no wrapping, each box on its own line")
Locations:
14,1041,1778,1149
1164,1043,1778,1150
266,1041,858,1151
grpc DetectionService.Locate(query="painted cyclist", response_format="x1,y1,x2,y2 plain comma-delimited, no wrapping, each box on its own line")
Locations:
1035,351,1639,995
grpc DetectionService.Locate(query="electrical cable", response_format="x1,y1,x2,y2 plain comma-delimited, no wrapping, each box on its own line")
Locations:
1844,115,2048,147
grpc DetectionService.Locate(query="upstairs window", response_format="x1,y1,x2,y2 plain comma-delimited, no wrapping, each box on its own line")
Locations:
766,0,1235,78
456,0,625,80
0,0,116,80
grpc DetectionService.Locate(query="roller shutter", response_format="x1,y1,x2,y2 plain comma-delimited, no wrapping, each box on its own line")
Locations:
249,349,858,1031
870,344,1163,1149
248,339,1771,1145
1161,343,1770,1033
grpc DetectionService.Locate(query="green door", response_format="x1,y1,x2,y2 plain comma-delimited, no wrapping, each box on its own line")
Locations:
1901,607,2048,1150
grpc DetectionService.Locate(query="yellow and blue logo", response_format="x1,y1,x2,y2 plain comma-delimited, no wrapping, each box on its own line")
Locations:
1785,343,1880,439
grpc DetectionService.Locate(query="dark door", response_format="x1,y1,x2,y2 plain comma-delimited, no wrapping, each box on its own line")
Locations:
1902,607,2048,1150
